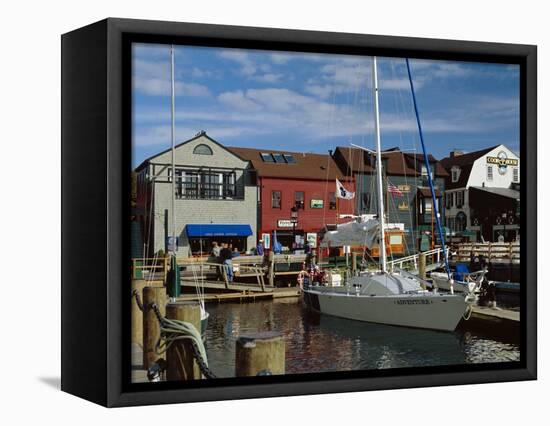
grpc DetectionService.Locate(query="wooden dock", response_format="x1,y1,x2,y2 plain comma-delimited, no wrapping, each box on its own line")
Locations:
471,305,519,322
177,287,300,303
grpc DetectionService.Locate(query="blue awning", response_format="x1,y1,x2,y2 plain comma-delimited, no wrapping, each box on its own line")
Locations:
185,224,253,238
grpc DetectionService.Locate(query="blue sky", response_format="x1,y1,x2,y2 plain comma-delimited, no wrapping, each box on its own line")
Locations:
132,43,519,167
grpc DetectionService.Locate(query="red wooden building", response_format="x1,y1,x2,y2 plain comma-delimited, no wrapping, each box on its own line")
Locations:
229,147,355,251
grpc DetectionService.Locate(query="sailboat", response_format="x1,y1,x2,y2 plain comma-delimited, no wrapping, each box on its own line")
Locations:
302,57,473,332
165,45,209,334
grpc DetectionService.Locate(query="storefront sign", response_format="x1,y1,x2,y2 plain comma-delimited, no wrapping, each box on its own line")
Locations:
277,219,296,228
262,233,271,249
398,201,409,210
487,151,518,175
397,184,411,193
166,236,179,252
306,232,317,248
310,199,324,208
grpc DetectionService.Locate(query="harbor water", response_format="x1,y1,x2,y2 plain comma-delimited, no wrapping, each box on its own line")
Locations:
204,298,520,377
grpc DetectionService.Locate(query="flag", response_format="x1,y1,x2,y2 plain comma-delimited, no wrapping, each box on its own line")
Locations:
272,230,282,254
336,179,355,199
387,183,403,197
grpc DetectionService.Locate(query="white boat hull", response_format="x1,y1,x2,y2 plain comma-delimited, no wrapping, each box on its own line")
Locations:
431,273,469,293
303,287,466,331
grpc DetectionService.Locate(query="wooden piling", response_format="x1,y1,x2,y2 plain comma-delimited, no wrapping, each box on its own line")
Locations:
235,331,285,377
419,252,427,280
268,251,275,287
165,301,202,381
131,279,147,348
142,286,167,369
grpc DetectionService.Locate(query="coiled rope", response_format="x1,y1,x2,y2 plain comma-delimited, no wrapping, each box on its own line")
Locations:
132,291,216,379
151,303,217,379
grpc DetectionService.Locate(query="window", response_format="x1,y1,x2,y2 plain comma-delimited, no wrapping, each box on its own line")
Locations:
448,217,455,232
272,191,282,209
451,167,460,183
272,153,285,163
295,191,305,209
424,199,432,213
193,144,213,155
176,170,240,200
456,190,464,208
260,153,275,162
283,154,296,163
513,167,519,182
445,193,451,209
456,212,467,232
329,192,336,210
362,193,371,211
487,165,493,181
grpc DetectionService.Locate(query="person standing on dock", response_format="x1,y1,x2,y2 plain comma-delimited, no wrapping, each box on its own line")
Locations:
256,240,264,256
211,241,221,258
220,243,234,282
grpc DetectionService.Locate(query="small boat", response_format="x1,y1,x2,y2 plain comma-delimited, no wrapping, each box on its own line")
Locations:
431,263,488,294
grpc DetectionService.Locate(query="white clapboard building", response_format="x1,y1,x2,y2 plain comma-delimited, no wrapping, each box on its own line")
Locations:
440,144,520,243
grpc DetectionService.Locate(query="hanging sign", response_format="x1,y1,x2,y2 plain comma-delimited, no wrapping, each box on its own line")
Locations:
277,219,296,228
306,233,317,248
166,236,179,252
262,233,271,249
310,199,324,208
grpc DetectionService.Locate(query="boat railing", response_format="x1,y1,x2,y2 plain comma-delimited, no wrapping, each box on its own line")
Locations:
387,247,445,272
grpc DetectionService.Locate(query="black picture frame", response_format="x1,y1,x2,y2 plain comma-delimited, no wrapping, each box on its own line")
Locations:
61,17,537,407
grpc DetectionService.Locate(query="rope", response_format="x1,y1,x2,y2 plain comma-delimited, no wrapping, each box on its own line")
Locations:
151,303,217,379
462,303,473,321
132,290,144,312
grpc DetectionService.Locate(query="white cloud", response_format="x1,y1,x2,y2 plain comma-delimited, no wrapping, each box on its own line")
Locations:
270,53,295,64
218,50,257,76
218,90,259,111
133,78,211,97
252,73,283,83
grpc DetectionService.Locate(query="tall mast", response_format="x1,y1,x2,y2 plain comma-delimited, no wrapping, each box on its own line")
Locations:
170,45,176,252
372,56,387,273
405,58,451,279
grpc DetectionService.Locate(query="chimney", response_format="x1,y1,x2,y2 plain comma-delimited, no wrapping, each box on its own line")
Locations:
450,150,464,158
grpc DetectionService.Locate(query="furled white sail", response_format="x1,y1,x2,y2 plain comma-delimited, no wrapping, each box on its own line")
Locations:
321,219,379,248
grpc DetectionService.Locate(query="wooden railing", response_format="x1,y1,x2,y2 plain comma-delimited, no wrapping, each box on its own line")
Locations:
177,259,267,291
131,257,169,280
131,253,310,290
452,242,520,264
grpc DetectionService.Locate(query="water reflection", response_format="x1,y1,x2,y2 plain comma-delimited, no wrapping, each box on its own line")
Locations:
204,299,519,378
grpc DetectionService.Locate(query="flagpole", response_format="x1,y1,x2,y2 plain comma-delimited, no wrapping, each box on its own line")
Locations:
170,44,176,254
336,194,339,224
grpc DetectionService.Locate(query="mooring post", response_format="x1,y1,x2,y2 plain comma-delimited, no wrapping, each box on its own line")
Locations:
165,301,202,381
352,252,357,275
131,279,147,348
268,251,275,287
419,252,427,280
235,331,285,377
142,286,167,369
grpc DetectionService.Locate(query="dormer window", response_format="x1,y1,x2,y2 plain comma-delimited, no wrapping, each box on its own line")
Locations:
451,166,461,183
193,144,213,155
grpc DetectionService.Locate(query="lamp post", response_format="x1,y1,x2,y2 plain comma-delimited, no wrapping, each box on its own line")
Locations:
502,212,507,242
290,206,298,253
